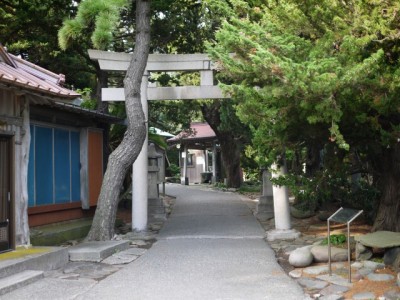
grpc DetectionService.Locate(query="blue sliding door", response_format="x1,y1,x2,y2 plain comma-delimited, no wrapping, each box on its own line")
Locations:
28,125,81,207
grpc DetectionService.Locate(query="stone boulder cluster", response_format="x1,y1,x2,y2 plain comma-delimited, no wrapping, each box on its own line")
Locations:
255,212,400,299
289,244,348,268
355,231,400,272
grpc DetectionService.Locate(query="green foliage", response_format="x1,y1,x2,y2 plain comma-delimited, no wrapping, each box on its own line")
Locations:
58,0,128,50
213,182,227,190
76,88,97,110
208,0,400,161
166,163,180,178
238,182,261,193
148,132,168,150
321,234,346,246
0,0,94,90
270,170,380,219
208,0,400,227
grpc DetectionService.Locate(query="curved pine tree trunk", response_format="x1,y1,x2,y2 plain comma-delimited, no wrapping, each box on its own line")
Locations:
372,143,400,232
86,0,151,241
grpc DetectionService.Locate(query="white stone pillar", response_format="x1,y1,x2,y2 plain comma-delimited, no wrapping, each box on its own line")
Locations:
204,149,208,172
181,144,188,185
256,168,274,221
267,162,300,241
132,73,149,231
212,141,217,184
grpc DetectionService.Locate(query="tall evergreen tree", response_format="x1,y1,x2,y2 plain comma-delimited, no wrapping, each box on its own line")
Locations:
208,0,400,231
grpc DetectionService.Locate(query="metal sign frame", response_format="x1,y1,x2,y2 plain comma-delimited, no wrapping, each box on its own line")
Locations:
327,207,363,283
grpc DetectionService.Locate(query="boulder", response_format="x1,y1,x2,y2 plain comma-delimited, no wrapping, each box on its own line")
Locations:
384,247,400,267
355,242,373,261
311,245,348,263
355,231,400,248
288,245,314,267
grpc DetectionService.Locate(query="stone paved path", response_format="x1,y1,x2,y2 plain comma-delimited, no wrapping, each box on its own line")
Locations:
75,184,306,300
3,183,306,300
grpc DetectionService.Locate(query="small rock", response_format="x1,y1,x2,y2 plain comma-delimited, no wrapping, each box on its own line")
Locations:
319,295,344,300
311,245,348,262
351,261,364,269
320,284,349,295
397,272,400,286
351,272,363,282
363,260,385,270
297,278,329,290
384,289,400,300
366,273,394,281
357,267,373,277
352,292,375,300
303,265,329,276
130,240,147,246
288,269,302,278
288,245,314,267
355,242,373,261
316,274,352,287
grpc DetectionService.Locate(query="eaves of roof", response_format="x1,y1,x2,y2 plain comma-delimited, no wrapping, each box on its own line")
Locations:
0,44,79,100
167,122,217,144
31,100,123,124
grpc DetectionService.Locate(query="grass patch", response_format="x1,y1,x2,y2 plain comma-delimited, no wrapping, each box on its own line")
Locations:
321,234,347,246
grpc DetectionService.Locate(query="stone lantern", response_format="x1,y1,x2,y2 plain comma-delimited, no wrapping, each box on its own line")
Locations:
148,143,165,219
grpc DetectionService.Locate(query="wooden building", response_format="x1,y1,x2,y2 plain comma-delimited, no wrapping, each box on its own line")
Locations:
0,45,121,252
168,122,221,185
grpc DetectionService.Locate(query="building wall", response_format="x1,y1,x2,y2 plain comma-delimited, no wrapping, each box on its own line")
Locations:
88,129,103,207
0,91,24,247
28,127,103,227
1,87,107,242
181,149,206,184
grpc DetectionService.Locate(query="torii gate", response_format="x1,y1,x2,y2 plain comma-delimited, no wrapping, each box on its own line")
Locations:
89,50,299,241
88,50,228,231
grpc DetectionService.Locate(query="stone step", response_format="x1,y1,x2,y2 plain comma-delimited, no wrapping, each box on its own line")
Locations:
0,270,44,296
0,247,69,279
69,240,130,262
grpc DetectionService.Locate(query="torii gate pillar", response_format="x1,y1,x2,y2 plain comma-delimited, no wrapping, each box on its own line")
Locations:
131,72,149,231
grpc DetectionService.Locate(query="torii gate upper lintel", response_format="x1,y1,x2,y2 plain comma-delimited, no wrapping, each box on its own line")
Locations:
88,49,227,231
88,49,228,101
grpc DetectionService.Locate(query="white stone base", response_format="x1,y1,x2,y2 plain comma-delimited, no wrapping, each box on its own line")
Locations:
266,229,301,242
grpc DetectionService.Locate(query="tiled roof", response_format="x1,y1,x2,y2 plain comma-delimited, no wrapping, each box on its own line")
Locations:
168,122,216,143
0,44,80,99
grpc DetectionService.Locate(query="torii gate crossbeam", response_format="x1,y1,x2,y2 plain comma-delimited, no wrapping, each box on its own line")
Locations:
89,50,228,231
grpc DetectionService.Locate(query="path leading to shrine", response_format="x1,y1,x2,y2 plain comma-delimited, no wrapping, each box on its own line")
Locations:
76,184,306,300
2,184,306,299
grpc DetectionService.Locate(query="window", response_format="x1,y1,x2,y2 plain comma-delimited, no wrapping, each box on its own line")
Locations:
28,125,81,207
187,153,195,166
